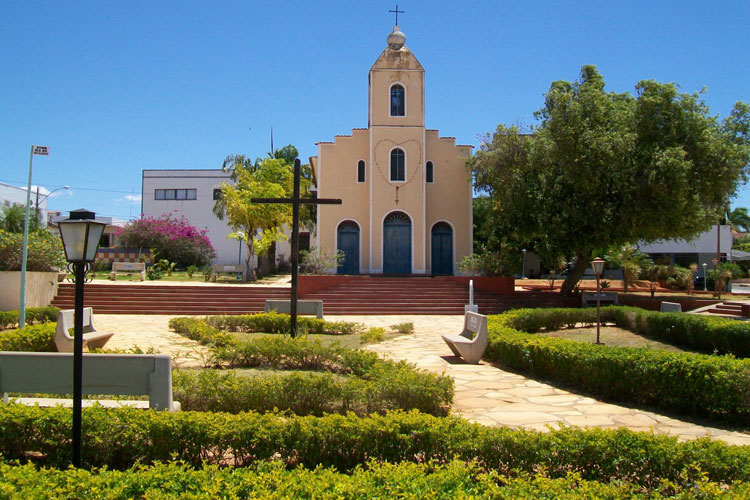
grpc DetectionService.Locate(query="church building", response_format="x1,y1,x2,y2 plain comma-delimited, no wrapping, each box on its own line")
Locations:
311,25,473,275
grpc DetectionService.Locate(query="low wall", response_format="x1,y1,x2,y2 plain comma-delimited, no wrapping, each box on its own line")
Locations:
0,271,59,310
298,275,367,296
449,276,516,295
618,295,721,312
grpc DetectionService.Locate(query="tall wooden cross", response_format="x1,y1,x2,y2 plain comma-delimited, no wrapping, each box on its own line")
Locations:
251,158,342,337
389,4,404,25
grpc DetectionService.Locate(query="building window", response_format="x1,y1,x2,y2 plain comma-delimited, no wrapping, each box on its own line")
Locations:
357,160,366,183
390,148,405,181
390,84,405,116
154,188,196,200
426,161,434,183
213,188,222,200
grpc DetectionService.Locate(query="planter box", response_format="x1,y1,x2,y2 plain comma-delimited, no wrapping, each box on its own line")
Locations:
298,275,367,296
0,271,60,310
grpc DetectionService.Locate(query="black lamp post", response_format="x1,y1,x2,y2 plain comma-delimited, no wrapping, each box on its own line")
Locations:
522,249,527,279
591,257,606,345
57,209,105,468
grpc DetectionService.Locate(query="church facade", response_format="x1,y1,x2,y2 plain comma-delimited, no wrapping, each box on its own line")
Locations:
312,26,473,275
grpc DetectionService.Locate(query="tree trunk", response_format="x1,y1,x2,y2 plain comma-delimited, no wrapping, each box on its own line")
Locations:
245,242,257,281
561,252,589,297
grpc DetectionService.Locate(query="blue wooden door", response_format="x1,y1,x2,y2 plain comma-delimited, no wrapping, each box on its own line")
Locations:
337,221,359,275
383,212,411,274
431,222,453,275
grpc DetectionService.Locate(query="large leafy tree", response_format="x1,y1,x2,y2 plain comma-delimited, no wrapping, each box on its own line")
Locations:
470,65,750,295
213,156,296,281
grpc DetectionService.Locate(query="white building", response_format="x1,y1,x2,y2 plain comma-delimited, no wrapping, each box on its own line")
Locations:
141,169,246,266
0,182,51,227
638,225,733,267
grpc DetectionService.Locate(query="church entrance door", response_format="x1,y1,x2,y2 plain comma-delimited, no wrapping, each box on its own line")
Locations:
383,211,411,274
337,221,360,274
431,222,453,275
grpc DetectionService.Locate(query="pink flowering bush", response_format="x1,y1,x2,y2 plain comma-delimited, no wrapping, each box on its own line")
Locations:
115,213,215,268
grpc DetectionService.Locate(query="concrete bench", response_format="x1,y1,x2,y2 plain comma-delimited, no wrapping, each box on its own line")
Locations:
0,352,180,411
110,261,145,281
442,311,488,364
55,308,114,353
265,299,324,319
211,264,246,282
660,301,682,313
581,291,618,307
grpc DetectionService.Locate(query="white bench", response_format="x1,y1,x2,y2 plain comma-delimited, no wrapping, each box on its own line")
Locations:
211,264,247,282
54,308,115,353
0,352,180,411
442,311,488,364
660,301,682,313
110,261,146,281
265,299,324,319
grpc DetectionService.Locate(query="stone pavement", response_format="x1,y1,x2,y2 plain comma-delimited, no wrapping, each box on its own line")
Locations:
93,313,750,445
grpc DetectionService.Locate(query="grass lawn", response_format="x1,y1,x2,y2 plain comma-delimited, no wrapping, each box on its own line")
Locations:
540,325,692,353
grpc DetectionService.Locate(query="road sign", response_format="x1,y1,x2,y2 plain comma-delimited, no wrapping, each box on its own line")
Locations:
32,145,49,156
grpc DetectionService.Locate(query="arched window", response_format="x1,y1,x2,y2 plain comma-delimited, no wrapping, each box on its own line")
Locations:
390,84,405,116
426,161,434,183
390,148,405,181
357,160,366,183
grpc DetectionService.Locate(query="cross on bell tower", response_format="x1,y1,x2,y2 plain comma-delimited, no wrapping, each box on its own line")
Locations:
388,4,404,25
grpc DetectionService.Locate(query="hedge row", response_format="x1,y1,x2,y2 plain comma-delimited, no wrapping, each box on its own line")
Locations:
203,312,363,335
1,406,749,489
173,363,453,416
1,460,745,499
489,309,750,423
0,306,59,330
0,323,56,351
507,306,750,357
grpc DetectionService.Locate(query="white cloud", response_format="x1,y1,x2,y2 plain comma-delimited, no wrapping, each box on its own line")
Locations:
124,194,142,202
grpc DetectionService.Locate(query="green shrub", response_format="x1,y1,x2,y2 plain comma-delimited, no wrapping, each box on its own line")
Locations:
1,406,749,490
0,306,59,329
203,312,362,335
361,326,385,343
488,309,750,423
167,317,235,347
173,365,451,416
0,323,56,351
390,322,414,334
1,459,745,499
0,228,66,271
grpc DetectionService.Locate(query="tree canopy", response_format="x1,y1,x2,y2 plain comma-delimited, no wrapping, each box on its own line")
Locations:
469,65,750,295
213,155,301,281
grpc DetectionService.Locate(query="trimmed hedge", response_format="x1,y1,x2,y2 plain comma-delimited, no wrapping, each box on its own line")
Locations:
488,309,750,423
173,363,453,416
1,406,749,489
0,323,56,351
507,306,750,357
1,460,746,499
203,312,363,335
0,306,59,330
167,324,453,416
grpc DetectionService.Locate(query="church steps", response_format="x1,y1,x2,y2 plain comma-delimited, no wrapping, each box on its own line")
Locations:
51,279,553,315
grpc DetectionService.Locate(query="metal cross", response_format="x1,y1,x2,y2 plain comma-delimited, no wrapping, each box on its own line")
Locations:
251,158,342,337
389,4,404,25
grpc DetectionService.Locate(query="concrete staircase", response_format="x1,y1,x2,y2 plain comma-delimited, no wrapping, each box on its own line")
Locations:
51,278,566,315
51,283,290,315
704,301,749,317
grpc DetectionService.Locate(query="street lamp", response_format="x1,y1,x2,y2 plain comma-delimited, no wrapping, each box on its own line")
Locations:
591,257,606,345
35,185,70,225
57,209,106,468
702,263,707,291
522,249,527,279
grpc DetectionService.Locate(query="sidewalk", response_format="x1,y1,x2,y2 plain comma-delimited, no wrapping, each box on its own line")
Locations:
94,313,750,445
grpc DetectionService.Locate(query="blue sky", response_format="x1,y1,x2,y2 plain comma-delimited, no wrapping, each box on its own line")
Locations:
1,0,748,220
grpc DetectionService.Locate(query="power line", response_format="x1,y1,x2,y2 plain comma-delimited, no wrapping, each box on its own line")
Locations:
0,179,137,195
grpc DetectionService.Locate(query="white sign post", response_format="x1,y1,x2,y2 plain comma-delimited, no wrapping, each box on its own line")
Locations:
19,145,50,329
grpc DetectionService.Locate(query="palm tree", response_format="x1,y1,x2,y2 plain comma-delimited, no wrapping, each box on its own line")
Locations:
605,245,654,293
726,207,750,232
0,204,38,233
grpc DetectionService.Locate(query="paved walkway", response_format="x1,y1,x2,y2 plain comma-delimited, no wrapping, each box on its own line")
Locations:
94,313,750,445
